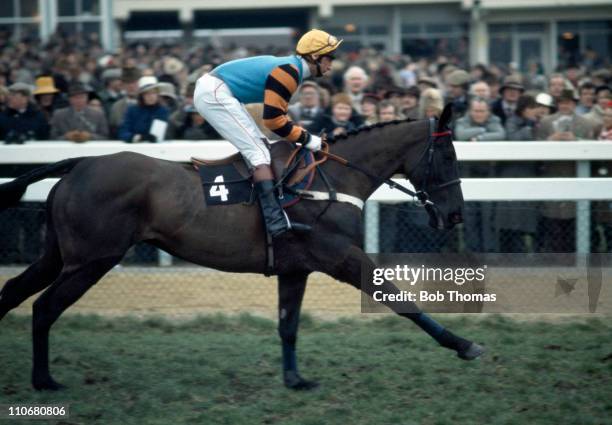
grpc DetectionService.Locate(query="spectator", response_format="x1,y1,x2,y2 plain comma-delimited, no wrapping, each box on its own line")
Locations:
110,66,141,137
497,94,540,252
0,83,49,143
592,101,612,251
378,100,400,123
598,101,612,140
538,89,596,142
288,81,323,129
32,76,67,122
505,94,540,141
584,85,611,130
537,89,597,252
491,75,524,126
343,66,369,113
548,73,569,103
88,96,104,112
50,82,109,142
454,97,504,253
98,68,123,118
535,92,555,118
524,61,547,92
383,86,405,115
417,75,438,93
119,76,169,143
455,97,506,142
418,88,444,119
484,74,501,101
565,64,581,89
309,93,356,139
470,81,491,102
167,104,220,140
158,82,179,113
445,69,470,119
591,69,611,88
576,81,596,115
168,81,196,139
0,85,8,112
399,86,420,120
360,93,380,126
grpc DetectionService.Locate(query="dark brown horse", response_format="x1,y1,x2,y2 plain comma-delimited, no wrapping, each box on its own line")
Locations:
0,105,483,391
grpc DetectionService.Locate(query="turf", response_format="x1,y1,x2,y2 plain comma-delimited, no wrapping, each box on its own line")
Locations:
0,313,611,425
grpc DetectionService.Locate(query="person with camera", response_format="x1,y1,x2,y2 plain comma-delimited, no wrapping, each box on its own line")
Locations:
0,83,49,144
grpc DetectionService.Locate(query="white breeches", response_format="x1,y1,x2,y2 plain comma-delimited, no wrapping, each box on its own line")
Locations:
194,73,270,167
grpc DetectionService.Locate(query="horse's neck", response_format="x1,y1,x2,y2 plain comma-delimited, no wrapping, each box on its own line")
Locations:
328,120,427,198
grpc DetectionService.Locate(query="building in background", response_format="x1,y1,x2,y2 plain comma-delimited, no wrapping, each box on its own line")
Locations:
0,0,610,71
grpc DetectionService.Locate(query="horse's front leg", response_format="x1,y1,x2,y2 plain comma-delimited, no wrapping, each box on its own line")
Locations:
277,271,318,390
329,245,485,360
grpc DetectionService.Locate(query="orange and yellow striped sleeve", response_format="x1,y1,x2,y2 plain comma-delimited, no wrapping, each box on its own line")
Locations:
263,64,308,144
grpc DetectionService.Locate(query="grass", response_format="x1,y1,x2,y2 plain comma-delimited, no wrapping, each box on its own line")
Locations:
0,313,611,425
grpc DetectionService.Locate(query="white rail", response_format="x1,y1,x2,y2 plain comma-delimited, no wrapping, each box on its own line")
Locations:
2,141,612,255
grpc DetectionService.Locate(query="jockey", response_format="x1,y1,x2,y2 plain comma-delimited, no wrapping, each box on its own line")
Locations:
194,29,342,238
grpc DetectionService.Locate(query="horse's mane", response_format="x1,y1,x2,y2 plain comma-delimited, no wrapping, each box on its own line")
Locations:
328,117,419,143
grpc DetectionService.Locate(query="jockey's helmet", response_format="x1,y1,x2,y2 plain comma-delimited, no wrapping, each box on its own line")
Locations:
296,29,343,58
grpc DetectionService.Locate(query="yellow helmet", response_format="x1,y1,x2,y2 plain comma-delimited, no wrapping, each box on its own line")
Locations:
296,29,343,57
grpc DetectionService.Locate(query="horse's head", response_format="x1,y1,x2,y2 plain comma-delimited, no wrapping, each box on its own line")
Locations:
404,104,464,230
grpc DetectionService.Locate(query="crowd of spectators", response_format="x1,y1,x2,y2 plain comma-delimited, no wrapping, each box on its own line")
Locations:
1,30,612,260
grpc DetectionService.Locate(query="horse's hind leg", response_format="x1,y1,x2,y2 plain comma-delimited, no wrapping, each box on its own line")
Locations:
31,256,120,391
0,224,63,322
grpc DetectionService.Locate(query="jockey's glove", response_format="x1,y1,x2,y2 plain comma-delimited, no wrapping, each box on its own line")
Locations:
304,133,322,152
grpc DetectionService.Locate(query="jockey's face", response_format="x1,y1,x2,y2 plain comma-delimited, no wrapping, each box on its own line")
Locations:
307,55,334,77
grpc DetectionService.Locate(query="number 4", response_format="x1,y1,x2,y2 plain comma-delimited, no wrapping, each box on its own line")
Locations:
209,175,229,202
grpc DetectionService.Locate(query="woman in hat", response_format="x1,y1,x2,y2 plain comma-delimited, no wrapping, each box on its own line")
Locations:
193,29,342,238
119,76,169,143
33,76,67,121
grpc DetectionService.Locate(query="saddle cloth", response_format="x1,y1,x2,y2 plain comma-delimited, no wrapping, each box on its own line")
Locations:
191,141,315,208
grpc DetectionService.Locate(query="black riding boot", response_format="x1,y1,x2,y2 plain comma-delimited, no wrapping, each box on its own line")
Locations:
254,180,311,237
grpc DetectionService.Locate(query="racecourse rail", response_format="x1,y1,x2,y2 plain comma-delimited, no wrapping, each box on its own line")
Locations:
2,140,612,256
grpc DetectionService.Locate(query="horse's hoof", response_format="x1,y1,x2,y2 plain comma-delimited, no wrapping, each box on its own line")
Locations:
283,371,319,391
32,376,67,391
458,342,485,360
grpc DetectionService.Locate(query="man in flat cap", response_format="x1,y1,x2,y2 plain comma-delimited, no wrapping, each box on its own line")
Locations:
492,75,525,125
0,83,49,143
109,66,141,137
445,69,470,120
50,82,109,142
98,68,124,118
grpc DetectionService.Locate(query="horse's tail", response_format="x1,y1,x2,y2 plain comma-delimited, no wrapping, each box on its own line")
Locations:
0,157,88,212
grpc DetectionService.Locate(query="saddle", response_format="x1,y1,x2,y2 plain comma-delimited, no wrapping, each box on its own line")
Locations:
191,141,317,208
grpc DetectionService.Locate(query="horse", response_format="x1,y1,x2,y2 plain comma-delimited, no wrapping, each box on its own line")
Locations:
0,104,483,391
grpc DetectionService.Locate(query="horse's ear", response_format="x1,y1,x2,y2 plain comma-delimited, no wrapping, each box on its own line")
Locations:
438,104,453,131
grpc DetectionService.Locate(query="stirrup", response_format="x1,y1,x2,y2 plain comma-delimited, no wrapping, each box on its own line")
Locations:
282,210,311,234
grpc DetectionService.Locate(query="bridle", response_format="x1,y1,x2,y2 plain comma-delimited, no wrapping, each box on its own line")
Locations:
315,117,462,229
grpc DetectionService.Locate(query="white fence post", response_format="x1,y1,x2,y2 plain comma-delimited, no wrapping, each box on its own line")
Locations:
576,161,591,254
364,201,379,253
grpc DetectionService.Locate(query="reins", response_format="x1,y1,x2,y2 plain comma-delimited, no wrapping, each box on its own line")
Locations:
312,118,460,208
